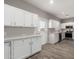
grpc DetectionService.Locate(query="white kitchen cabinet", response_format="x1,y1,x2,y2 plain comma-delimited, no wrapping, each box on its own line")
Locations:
5,4,43,27
23,39,31,58
39,17,48,45
4,4,25,26
62,33,65,40
49,33,59,44
32,14,39,27
14,8,25,26
24,11,33,27
49,20,52,28
31,37,41,54
61,23,66,29
4,36,42,59
12,37,41,59
13,40,24,59
4,42,11,59
61,22,74,29
39,17,48,28
13,39,32,59
4,4,15,26
49,19,57,28
39,20,46,28
49,19,60,29
4,4,32,27
40,29,48,45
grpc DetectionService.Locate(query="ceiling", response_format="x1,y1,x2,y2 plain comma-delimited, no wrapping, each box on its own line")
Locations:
24,0,74,19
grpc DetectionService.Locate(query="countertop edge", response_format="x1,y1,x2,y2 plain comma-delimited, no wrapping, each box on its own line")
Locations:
4,35,41,42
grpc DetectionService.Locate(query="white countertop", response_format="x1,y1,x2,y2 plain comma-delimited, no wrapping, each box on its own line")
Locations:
4,34,41,42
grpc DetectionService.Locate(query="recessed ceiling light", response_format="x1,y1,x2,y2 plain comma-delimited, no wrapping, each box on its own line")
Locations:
50,0,54,4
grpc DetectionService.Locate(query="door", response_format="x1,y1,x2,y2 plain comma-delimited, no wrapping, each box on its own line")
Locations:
4,42,10,59
4,4,15,26
15,8,25,26
25,11,33,27
31,37,41,54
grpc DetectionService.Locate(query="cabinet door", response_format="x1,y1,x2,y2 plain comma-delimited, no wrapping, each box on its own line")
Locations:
49,19,60,29
13,40,24,59
39,17,47,28
4,4,15,26
40,29,48,45
49,20,56,28
23,39,31,58
32,14,39,27
49,33,59,44
61,23,65,29
4,42,10,59
15,8,25,26
54,20,60,30
32,37,41,54
49,20,52,28
25,11,33,27
13,39,31,59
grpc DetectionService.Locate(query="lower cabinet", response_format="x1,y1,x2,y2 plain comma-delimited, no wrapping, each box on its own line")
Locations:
13,39,31,59
4,42,11,59
31,37,41,54
4,36,41,59
23,39,32,57
49,33,59,44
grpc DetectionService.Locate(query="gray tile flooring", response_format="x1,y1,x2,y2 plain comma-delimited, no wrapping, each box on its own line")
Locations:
29,40,74,59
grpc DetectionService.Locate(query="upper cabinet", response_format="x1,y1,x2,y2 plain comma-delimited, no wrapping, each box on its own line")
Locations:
4,4,15,26
39,17,48,28
61,22,74,29
61,23,66,29
32,14,40,27
24,11,33,27
49,19,60,30
4,4,39,27
14,8,25,26
4,4,25,26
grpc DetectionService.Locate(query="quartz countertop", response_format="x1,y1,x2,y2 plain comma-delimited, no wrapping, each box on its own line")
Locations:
4,34,41,42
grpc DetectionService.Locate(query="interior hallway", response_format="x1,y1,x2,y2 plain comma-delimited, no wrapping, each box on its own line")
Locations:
29,40,74,59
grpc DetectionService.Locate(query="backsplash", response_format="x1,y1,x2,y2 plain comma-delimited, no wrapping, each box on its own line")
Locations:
4,26,35,38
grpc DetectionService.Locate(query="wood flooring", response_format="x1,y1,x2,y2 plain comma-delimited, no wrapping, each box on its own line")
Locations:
28,40,74,59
